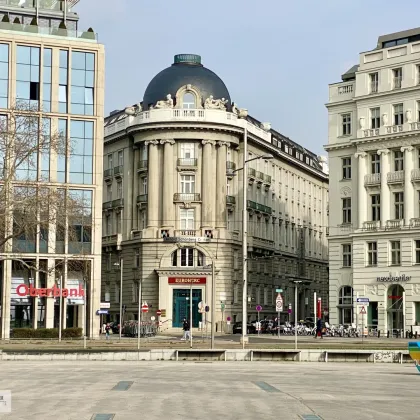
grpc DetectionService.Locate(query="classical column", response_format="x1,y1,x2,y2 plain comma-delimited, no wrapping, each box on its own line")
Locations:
355,152,367,229
160,139,175,228
402,146,414,226
201,140,216,229
377,149,390,228
133,147,140,229
145,140,159,229
216,141,229,229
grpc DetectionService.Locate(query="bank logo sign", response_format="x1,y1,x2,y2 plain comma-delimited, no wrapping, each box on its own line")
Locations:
376,274,411,282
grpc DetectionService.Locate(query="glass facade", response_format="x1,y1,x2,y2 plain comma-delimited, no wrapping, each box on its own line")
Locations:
69,120,93,184
15,115,38,181
16,46,40,109
0,43,8,108
40,118,51,181
59,50,68,113
57,119,67,182
68,189,92,254
71,51,94,115
43,48,52,112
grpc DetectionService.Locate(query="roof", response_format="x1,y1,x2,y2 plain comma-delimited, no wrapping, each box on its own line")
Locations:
341,65,359,81
377,27,420,48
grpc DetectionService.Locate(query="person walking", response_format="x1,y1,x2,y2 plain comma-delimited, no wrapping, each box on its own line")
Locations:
105,323,111,341
181,318,191,341
314,317,323,339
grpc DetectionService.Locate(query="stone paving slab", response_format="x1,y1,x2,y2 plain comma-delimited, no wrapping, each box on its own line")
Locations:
0,361,418,419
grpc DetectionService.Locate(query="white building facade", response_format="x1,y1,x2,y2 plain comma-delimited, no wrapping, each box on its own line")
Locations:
326,28,420,335
102,54,329,331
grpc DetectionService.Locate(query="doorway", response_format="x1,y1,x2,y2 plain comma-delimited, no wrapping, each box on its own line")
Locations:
368,302,378,328
172,288,202,328
387,285,404,331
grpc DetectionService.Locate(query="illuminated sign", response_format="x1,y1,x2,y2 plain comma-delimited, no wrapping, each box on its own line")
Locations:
168,277,206,284
16,284,85,298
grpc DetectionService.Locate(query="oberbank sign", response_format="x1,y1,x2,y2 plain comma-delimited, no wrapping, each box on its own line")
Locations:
16,284,85,298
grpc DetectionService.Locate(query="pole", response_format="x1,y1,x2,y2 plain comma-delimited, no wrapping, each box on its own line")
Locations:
362,311,364,344
83,278,86,349
277,309,280,338
294,284,298,350
190,283,193,348
119,258,123,341
257,310,260,336
314,291,316,335
242,125,248,349
211,262,215,349
58,275,62,343
137,279,141,350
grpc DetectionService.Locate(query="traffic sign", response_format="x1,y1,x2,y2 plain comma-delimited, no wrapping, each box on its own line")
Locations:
356,297,370,306
96,309,108,315
360,306,367,315
276,294,283,312
151,316,156,321
100,302,110,309
156,309,162,316
256,305,262,312
141,302,149,313
227,316,231,322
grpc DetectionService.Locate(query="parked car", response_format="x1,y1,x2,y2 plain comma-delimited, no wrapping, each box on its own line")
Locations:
232,322,257,334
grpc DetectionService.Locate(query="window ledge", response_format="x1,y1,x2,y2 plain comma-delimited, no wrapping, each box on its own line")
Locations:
340,178,352,182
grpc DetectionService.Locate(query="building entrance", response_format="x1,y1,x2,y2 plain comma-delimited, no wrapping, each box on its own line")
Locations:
172,288,202,328
387,285,404,332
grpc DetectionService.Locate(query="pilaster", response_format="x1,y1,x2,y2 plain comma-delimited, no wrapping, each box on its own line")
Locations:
201,140,216,229
377,149,390,228
145,140,160,235
401,146,414,225
355,152,367,229
161,139,175,230
133,147,140,229
216,141,229,231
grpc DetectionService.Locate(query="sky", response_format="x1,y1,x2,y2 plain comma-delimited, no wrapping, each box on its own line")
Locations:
76,0,420,155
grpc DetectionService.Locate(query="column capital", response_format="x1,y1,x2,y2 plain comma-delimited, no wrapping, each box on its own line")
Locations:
217,141,230,148
401,145,414,153
377,149,390,156
354,152,367,159
202,140,216,146
160,139,175,145
144,140,159,147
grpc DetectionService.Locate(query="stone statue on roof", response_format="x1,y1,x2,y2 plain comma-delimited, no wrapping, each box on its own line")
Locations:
204,95,228,110
153,94,174,109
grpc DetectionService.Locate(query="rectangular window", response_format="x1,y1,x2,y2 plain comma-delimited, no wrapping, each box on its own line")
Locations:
371,194,381,221
107,153,113,169
68,120,93,184
180,208,194,230
371,154,380,174
118,150,123,166
415,240,420,264
132,281,139,303
16,45,40,109
59,50,68,113
417,65,420,85
180,248,194,267
0,43,9,108
393,68,402,89
370,107,380,129
135,249,140,267
40,117,51,181
116,212,121,234
394,150,404,171
68,189,92,254
71,51,95,115
341,113,351,136
394,192,404,220
15,116,38,181
342,197,351,224
367,242,378,266
342,244,352,267
418,101,420,122
142,177,147,194
180,174,195,193
180,143,194,159
42,48,52,112
107,184,112,202
342,157,351,179
393,103,404,126
106,214,112,235
370,72,378,93
391,241,401,265
117,181,123,199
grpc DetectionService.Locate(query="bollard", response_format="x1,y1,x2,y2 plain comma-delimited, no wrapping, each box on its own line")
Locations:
387,330,390,338
378,330,380,338
416,332,418,339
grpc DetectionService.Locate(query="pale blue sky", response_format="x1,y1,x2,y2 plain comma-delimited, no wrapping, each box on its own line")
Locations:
77,0,420,155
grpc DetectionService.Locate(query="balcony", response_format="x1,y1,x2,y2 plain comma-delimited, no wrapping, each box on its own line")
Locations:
104,168,113,182
386,219,403,230
226,195,236,212
174,229,199,237
113,165,123,178
363,129,380,138
177,158,198,171
387,171,404,184
173,193,201,202
363,221,380,231
255,171,264,188
102,233,122,249
137,160,148,172
412,169,420,182
247,167,256,184
137,194,147,208
263,174,272,184
112,198,124,209
386,125,403,134
329,82,355,103
410,122,420,131
410,218,420,228
247,200,271,215
364,173,381,186
102,201,113,211
226,161,236,177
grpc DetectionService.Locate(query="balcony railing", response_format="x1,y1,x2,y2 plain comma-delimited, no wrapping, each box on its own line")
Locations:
112,198,124,208
263,174,272,184
174,229,198,237
173,193,201,202
255,171,264,181
177,158,197,167
387,171,404,184
338,84,353,94
364,173,381,186
226,195,236,205
410,218,420,228
247,200,271,214
363,221,380,230
412,169,420,181
104,168,113,178
247,200,257,210
386,219,403,229
137,194,148,203
248,167,256,178
114,165,123,176
103,201,113,210
137,160,148,171
226,161,236,171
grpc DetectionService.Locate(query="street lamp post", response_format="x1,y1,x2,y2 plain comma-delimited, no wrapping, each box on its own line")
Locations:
114,258,123,341
58,275,62,343
289,278,311,350
137,277,142,350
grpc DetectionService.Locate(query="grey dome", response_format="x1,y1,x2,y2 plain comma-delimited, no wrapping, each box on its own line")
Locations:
142,54,231,108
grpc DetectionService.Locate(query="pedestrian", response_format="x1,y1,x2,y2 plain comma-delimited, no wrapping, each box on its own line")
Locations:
181,318,191,340
105,323,111,341
314,317,323,339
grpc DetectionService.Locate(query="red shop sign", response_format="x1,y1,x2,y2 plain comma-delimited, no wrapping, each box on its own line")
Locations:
168,277,206,284
16,284,85,298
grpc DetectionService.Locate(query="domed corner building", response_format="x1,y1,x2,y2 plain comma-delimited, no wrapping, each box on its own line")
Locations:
102,54,330,333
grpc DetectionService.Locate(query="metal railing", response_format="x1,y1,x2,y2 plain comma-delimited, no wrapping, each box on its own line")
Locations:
137,160,148,171
226,161,236,171
102,201,113,210
114,165,123,176
393,76,402,89
173,193,201,201
104,168,113,178
364,173,381,185
387,170,404,183
177,158,197,166
136,194,147,203
248,167,256,177
370,81,378,93
226,195,236,205
247,200,271,214
112,198,124,208
264,174,272,183
255,171,264,181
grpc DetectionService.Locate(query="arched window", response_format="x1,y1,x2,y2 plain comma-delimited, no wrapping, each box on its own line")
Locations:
171,247,205,267
182,92,195,109
338,286,353,325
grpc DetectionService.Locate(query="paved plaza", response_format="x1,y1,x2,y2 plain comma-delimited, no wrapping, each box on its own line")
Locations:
0,361,418,419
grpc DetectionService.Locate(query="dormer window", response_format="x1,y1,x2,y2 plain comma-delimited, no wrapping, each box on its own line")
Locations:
183,92,195,109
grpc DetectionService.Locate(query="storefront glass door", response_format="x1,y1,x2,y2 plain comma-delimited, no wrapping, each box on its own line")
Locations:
172,288,202,328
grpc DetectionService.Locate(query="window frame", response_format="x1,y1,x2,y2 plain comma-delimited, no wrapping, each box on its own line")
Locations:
367,241,378,266
342,244,352,267
342,197,352,224
370,107,381,129
393,103,404,126
342,157,352,180
371,194,381,222
394,191,404,220
370,72,379,93
390,240,401,266
341,113,352,136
